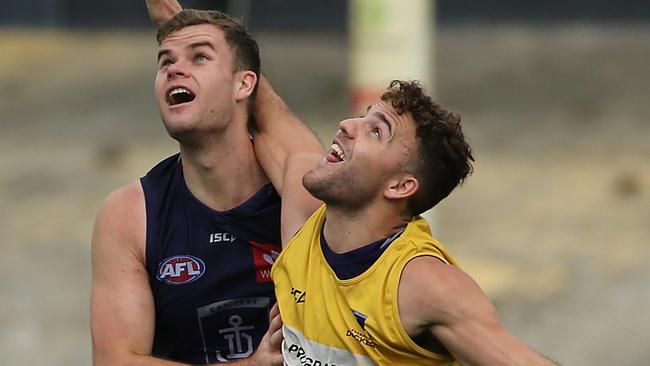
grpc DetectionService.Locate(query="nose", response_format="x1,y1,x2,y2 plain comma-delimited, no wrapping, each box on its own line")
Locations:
338,118,360,138
166,60,188,80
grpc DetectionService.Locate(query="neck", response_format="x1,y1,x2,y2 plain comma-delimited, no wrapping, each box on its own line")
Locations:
179,116,268,211
322,203,410,254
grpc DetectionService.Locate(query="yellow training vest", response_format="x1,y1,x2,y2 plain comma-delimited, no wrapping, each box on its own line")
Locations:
272,205,459,365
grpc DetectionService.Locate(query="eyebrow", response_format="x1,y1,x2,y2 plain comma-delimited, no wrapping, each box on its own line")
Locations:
190,41,215,51
157,49,170,61
157,41,215,61
372,111,393,136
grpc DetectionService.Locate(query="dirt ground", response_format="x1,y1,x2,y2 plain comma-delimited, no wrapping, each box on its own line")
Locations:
1,24,648,365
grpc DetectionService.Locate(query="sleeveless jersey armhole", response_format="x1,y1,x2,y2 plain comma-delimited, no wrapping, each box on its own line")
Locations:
391,250,456,362
271,204,326,279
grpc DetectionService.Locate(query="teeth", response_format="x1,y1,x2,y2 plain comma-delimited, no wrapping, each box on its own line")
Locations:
330,143,345,160
169,87,190,97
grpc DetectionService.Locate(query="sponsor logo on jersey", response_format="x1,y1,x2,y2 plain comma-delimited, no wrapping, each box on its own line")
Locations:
250,241,281,283
283,324,376,366
286,343,339,366
209,232,237,244
291,287,306,304
156,255,205,285
345,328,377,348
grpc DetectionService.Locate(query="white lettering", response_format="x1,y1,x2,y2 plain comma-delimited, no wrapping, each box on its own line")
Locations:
209,232,238,243
187,262,201,275
259,269,271,279
174,262,187,274
160,263,176,278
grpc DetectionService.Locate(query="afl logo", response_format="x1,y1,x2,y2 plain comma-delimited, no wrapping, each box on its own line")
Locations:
157,255,206,285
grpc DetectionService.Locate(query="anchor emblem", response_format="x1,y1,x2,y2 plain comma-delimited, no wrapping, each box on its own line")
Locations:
215,315,254,361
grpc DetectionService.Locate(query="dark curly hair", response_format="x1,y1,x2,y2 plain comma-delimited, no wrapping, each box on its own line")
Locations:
381,80,474,216
157,9,260,89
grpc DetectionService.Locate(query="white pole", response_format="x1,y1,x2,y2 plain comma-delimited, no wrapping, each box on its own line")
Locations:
349,0,434,114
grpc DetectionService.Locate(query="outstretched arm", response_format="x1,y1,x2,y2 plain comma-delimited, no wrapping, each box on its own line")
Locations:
252,76,325,245
399,256,559,366
146,0,182,25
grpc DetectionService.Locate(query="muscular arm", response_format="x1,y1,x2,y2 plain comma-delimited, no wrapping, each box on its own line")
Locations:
252,76,324,245
91,182,282,366
90,182,178,365
399,256,558,366
146,0,182,25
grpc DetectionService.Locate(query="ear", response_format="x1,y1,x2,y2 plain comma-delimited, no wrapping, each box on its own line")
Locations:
234,70,258,101
384,174,419,201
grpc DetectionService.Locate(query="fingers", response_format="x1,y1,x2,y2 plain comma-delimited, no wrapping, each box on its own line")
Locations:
270,324,284,350
145,0,182,26
268,308,282,333
268,303,284,357
269,302,280,319
270,353,284,366
255,303,284,366
268,302,283,334
268,311,283,350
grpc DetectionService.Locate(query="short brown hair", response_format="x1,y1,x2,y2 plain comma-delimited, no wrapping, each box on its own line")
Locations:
157,9,260,82
381,80,474,216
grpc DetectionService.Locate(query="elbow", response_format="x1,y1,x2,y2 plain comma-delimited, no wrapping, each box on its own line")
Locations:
92,340,149,366
93,351,146,366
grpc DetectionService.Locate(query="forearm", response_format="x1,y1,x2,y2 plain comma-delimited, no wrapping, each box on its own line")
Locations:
252,75,323,190
95,351,264,366
253,76,322,149
441,324,558,366
94,353,189,366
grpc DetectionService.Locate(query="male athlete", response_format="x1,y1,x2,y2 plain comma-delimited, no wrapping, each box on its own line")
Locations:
142,2,558,364
90,8,321,366
254,80,559,365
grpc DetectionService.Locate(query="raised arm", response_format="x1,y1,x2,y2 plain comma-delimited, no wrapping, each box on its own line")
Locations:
252,76,325,245
146,0,182,25
399,256,559,366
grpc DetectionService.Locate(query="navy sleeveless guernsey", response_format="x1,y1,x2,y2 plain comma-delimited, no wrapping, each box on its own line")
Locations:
141,154,282,364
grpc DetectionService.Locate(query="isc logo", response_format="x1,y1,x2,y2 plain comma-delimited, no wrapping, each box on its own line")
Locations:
157,255,206,285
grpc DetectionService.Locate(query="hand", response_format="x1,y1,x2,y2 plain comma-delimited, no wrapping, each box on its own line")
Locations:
145,0,182,26
249,303,284,366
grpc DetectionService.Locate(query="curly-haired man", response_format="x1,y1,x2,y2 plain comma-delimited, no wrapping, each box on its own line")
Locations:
256,80,558,365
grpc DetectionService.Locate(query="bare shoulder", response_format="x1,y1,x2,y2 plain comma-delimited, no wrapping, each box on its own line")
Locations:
399,255,494,329
101,180,145,209
399,256,558,365
92,180,146,261
91,181,155,364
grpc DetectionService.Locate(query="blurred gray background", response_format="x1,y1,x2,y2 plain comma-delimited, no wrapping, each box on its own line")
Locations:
1,0,649,364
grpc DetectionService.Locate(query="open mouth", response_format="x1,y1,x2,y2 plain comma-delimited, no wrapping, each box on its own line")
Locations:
326,142,346,163
167,87,196,106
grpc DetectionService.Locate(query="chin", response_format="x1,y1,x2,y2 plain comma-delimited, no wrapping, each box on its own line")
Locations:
303,169,368,210
163,121,198,141
303,169,332,200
